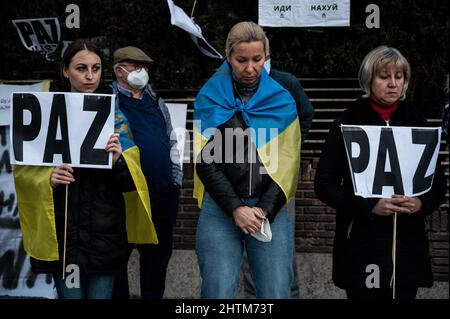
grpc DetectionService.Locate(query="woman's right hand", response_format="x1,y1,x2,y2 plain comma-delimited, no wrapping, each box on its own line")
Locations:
232,206,266,234
371,196,412,216
50,164,75,188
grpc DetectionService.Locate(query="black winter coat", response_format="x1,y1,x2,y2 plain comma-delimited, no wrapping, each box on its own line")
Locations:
31,156,135,276
196,112,286,222
314,98,446,289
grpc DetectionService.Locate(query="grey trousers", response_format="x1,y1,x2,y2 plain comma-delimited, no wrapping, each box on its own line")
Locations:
241,200,299,298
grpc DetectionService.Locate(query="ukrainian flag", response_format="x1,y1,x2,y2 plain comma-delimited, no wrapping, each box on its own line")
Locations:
115,108,158,245
14,101,157,262
193,62,301,208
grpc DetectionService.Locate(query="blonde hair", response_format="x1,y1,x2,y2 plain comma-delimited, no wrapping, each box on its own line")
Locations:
358,46,411,100
225,21,267,61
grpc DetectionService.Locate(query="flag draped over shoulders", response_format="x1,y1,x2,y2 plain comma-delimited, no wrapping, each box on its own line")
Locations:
193,62,301,208
14,105,158,262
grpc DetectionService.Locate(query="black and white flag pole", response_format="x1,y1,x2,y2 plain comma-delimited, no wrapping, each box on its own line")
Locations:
190,0,197,17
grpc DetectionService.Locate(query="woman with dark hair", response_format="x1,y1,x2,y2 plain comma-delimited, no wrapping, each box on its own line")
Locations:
59,40,104,92
314,46,446,300
14,40,135,299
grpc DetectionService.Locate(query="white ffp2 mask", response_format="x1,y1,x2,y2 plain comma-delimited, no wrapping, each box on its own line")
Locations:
120,66,149,90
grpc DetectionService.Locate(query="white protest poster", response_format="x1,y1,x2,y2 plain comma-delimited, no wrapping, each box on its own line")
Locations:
0,81,50,126
10,92,115,168
166,103,188,165
12,18,61,61
0,126,56,298
341,125,441,198
167,0,223,59
259,0,350,27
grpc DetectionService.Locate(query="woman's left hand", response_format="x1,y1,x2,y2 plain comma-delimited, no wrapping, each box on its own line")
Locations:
391,195,423,214
105,133,122,165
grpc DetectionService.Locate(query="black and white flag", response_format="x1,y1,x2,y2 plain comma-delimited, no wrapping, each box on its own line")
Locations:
167,0,223,59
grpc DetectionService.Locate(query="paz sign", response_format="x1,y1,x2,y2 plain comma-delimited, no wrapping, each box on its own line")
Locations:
10,92,114,169
341,125,441,198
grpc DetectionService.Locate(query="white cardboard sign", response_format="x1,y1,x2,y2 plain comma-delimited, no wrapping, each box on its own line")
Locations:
259,0,350,27
10,92,114,168
341,125,441,198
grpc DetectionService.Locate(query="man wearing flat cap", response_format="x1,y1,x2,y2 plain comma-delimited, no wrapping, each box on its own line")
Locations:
111,46,182,299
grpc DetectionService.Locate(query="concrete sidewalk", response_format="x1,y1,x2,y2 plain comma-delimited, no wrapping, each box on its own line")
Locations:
127,249,449,299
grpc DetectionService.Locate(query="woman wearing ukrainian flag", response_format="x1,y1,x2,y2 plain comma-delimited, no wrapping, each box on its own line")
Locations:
194,21,301,299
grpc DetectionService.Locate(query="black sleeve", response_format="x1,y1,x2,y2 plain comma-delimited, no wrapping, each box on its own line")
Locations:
288,78,314,142
417,156,447,215
111,155,136,192
196,142,244,217
314,119,379,220
256,181,286,223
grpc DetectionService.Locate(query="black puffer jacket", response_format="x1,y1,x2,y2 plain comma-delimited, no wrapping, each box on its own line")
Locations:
314,98,446,289
31,156,135,275
196,112,286,222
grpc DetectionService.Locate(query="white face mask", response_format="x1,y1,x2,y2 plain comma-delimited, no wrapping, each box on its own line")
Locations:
120,66,149,90
263,58,271,74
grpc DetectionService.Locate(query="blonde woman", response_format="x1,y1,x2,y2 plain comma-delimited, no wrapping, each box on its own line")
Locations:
194,22,301,299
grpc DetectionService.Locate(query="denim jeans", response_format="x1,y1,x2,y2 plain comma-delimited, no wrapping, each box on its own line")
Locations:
196,193,294,299
53,273,115,299
242,199,300,298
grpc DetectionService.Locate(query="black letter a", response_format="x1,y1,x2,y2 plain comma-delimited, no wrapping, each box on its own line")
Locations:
43,94,71,163
372,128,404,195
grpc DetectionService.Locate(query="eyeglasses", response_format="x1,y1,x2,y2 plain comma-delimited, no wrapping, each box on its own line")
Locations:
119,63,148,72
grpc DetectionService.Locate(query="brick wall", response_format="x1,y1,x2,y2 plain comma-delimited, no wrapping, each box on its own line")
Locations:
174,155,449,281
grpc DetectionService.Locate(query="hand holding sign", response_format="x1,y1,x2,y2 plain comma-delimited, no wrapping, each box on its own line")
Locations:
371,195,422,216
393,195,423,214
49,133,121,188
50,164,75,188
105,133,122,165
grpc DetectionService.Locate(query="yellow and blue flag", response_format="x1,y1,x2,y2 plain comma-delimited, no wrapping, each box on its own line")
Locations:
115,108,158,245
193,62,301,208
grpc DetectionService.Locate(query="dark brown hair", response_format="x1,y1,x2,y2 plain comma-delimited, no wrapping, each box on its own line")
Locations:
60,39,104,90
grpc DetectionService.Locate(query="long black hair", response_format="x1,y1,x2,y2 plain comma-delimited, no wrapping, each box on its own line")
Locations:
60,39,104,91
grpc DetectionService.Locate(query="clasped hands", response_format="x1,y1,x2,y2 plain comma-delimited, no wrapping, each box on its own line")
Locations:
232,206,267,234
372,194,422,216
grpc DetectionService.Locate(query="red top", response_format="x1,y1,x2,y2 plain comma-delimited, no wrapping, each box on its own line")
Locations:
369,97,399,122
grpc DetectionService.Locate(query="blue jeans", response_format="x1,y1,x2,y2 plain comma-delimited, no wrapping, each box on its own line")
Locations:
53,273,115,299
196,193,294,299
242,199,300,298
